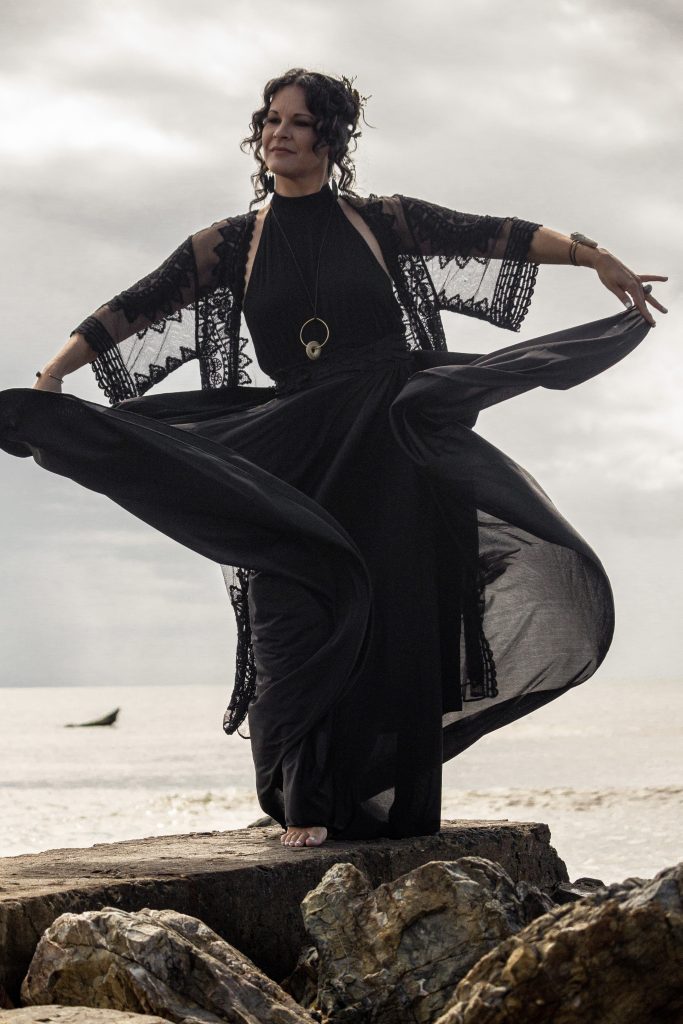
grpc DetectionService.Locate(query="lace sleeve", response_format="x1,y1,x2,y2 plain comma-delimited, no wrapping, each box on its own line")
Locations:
71,219,239,403
391,194,542,332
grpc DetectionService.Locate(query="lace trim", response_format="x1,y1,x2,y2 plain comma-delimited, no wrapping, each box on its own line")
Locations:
355,196,448,352
490,218,540,331
91,346,138,404
197,214,255,390
466,572,498,701
222,567,257,738
87,335,199,405
108,236,195,327
400,198,512,260
461,573,498,703
71,315,116,355
385,196,541,335
203,221,260,738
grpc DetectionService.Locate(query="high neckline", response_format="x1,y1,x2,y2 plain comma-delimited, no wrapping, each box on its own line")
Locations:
270,183,334,212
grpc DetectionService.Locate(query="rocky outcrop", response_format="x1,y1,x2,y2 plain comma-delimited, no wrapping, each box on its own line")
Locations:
0,1009,173,1023
0,982,14,1010
14,857,682,1024
436,862,683,1024
288,856,555,1023
0,821,567,1004
21,907,313,1024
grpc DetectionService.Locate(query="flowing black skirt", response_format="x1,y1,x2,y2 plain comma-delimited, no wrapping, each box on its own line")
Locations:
0,308,649,838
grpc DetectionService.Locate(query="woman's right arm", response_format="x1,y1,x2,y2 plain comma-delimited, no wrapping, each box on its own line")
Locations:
33,332,98,392
33,221,230,395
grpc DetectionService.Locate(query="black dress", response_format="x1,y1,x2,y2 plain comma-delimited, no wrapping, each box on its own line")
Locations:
0,184,651,839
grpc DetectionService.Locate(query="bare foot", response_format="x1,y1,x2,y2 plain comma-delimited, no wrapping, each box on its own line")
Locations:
280,826,328,848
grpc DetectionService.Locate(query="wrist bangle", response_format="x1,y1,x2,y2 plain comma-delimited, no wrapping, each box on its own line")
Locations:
35,371,64,384
569,232,599,267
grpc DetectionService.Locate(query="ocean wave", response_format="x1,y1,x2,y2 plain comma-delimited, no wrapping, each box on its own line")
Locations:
442,786,683,814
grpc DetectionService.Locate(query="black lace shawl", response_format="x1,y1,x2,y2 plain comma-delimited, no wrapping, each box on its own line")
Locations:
71,194,541,734
73,194,540,400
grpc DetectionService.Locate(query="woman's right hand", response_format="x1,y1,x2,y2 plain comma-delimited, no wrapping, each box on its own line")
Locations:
32,369,63,393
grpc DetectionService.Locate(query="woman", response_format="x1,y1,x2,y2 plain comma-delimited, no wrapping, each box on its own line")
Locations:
0,69,667,849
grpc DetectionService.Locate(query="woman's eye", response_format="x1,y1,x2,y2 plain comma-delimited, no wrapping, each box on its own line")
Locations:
263,116,313,128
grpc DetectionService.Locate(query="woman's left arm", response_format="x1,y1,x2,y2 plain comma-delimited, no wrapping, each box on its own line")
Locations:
527,226,668,327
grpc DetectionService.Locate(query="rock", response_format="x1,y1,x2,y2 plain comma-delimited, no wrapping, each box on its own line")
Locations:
247,816,276,828
279,946,320,1011
299,856,553,1023
550,876,606,904
436,861,683,1023
0,983,14,1010
0,1008,172,1023
21,907,313,1024
573,875,606,890
0,821,567,1005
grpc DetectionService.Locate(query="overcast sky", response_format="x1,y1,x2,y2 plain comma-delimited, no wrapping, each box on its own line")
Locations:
0,0,680,693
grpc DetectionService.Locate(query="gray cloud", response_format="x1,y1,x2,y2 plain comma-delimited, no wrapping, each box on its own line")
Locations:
0,0,87,63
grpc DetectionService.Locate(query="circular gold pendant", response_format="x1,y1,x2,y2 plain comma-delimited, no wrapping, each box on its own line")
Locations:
300,317,330,360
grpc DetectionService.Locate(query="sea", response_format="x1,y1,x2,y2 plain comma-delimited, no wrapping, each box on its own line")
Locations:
0,679,680,884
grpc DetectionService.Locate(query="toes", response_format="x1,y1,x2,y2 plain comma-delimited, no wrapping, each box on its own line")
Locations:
283,829,304,848
281,827,328,848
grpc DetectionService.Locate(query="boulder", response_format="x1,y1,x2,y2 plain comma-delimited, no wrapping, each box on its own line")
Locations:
279,946,320,1011
21,907,313,1024
297,856,555,1023
0,820,568,1005
549,876,606,905
436,861,683,1023
0,1008,172,1023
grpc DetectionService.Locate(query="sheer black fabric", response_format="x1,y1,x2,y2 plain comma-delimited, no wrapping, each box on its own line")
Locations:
0,185,651,839
68,191,542,738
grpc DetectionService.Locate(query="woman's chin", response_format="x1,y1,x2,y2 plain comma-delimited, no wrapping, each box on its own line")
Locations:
269,164,298,182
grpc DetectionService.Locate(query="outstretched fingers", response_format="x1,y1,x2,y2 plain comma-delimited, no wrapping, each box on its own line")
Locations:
626,279,655,325
619,276,668,326
598,252,669,327
639,275,669,314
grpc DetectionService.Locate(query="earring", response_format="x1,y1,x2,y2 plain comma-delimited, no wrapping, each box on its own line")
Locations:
261,171,275,194
330,177,339,199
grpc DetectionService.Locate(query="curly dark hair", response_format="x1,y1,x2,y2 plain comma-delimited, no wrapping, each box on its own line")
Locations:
241,68,367,207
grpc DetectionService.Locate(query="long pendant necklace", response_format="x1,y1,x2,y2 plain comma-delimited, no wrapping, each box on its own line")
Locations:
267,194,335,361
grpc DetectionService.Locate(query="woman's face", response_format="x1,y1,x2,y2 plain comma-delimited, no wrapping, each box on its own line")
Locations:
262,84,329,186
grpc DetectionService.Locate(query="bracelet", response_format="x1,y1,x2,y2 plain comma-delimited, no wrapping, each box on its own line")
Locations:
35,370,64,384
569,232,599,267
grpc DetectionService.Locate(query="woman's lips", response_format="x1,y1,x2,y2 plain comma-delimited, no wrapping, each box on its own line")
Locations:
270,147,293,154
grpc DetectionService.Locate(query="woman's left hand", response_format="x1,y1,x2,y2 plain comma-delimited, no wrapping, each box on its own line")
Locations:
594,251,668,327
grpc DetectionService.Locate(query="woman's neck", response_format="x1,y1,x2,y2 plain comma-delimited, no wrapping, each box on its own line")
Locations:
273,172,329,198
